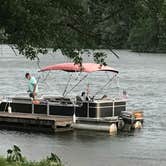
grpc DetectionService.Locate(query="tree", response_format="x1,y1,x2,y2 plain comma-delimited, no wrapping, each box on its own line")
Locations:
128,0,166,52
0,0,166,62
87,0,140,48
0,0,116,63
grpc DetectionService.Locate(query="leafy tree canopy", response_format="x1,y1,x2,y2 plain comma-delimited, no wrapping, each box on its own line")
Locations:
0,0,118,64
0,0,166,63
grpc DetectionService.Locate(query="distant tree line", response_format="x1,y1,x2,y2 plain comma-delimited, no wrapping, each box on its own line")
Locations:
0,0,166,62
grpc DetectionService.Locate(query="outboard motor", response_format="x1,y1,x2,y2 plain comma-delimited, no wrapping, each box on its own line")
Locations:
120,111,135,131
120,111,143,131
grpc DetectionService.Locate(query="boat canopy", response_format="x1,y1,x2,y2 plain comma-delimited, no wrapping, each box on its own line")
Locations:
39,63,119,73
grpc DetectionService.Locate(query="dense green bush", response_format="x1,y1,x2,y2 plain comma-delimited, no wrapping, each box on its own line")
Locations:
0,145,63,166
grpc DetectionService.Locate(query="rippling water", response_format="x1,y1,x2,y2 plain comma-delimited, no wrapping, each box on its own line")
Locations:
0,45,166,166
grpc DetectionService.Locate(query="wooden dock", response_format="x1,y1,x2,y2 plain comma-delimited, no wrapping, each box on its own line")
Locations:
0,112,73,133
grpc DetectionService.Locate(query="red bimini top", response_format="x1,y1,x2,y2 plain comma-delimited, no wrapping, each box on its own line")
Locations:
39,63,119,73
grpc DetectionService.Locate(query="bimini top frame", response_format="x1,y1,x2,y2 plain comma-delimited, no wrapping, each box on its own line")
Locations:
39,63,119,97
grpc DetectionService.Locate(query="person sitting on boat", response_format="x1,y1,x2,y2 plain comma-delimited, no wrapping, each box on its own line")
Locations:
81,92,86,101
81,92,90,101
122,90,128,99
25,73,38,99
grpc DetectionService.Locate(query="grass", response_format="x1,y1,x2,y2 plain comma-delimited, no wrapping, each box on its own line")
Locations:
0,157,64,166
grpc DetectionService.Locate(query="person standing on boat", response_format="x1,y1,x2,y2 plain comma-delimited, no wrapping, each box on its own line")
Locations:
25,73,38,99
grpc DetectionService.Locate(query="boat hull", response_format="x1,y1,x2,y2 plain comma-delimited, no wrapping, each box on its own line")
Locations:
0,97,126,118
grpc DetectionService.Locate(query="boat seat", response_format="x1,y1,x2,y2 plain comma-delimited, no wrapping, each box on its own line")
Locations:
76,96,83,106
101,95,110,100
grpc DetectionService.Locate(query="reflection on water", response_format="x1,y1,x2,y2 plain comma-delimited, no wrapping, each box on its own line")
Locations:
0,45,166,166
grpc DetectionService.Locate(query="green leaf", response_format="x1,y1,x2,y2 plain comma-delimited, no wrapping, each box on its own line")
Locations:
7,149,12,154
13,145,21,152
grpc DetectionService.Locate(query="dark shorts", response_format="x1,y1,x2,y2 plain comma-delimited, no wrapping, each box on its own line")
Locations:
29,93,35,98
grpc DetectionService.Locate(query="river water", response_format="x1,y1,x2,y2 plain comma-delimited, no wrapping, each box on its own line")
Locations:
0,45,166,166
